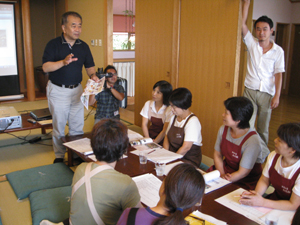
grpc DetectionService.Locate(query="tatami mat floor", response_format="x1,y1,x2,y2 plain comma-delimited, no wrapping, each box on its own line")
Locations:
0,95,298,224
0,100,142,225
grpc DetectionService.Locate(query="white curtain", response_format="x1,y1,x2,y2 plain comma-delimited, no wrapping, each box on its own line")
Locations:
113,62,135,97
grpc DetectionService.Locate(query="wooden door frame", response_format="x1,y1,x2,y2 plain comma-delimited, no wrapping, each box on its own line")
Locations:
286,23,300,95
275,23,290,95
105,0,113,66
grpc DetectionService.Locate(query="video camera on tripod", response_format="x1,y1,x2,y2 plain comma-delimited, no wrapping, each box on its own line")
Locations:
96,67,113,79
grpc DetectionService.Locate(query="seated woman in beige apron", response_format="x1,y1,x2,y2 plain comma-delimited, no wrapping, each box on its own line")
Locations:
163,88,202,167
140,81,173,145
40,119,141,225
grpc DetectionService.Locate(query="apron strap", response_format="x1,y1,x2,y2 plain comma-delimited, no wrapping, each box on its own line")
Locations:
72,163,113,225
72,163,113,196
126,208,139,225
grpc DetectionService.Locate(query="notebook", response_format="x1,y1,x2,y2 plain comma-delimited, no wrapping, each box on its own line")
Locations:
30,108,52,121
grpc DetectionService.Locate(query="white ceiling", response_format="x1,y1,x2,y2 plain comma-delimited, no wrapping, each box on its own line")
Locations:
113,0,135,15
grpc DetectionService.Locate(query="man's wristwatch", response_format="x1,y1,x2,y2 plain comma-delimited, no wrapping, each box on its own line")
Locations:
109,86,114,90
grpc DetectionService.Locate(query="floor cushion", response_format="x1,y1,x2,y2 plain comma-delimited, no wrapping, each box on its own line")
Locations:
29,186,71,225
6,163,74,200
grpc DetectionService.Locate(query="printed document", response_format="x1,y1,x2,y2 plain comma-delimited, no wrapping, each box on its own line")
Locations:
132,173,162,207
81,77,105,109
215,188,295,225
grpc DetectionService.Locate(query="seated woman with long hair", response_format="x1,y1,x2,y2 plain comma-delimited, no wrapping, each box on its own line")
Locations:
163,88,202,167
116,163,205,225
209,97,267,190
140,80,173,145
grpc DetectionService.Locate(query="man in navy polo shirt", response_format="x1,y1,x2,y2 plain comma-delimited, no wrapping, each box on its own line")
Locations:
42,11,99,163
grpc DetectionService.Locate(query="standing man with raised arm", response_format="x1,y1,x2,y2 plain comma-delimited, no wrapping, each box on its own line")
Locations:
242,0,285,145
43,11,99,163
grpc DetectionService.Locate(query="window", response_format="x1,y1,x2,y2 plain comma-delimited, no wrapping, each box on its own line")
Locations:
113,32,135,50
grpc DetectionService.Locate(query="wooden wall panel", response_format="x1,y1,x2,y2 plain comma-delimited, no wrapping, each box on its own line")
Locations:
178,0,241,158
68,0,106,85
134,0,177,126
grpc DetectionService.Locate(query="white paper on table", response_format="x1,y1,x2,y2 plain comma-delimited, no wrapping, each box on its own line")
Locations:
37,119,52,125
88,154,127,162
128,129,144,142
63,137,93,155
88,154,97,161
202,170,231,194
131,148,183,164
132,173,162,207
215,188,295,225
191,210,227,225
164,161,183,175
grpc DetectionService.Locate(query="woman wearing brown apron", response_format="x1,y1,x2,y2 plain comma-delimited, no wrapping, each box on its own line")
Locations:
240,123,300,211
140,81,173,145
210,97,265,190
163,88,202,167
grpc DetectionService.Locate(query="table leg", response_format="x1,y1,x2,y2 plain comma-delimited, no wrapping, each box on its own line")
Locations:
67,148,73,167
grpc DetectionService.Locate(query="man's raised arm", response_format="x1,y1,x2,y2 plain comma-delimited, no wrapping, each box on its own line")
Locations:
242,0,251,37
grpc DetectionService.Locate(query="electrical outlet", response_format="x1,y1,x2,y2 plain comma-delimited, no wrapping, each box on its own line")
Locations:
95,39,98,46
99,39,102,46
91,39,95,46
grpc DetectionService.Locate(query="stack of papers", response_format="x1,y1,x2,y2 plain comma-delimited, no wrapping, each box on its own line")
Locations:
131,148,183,164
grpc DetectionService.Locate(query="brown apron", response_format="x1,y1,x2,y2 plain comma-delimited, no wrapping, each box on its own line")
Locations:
221,126,262,190
268,154,300,200
167,114,202,167
148,102,167,145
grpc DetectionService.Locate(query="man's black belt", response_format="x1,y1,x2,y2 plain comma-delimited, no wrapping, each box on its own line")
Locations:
51,81,79,89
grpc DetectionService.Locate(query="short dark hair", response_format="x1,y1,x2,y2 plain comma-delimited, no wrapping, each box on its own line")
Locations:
277,123,300,159
224,97,253,129
104,65,117,74
91,119,128,163
153,163,205,225
254,16,273,29
61,11,82,26
153,80,173,106
169,88,192,110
